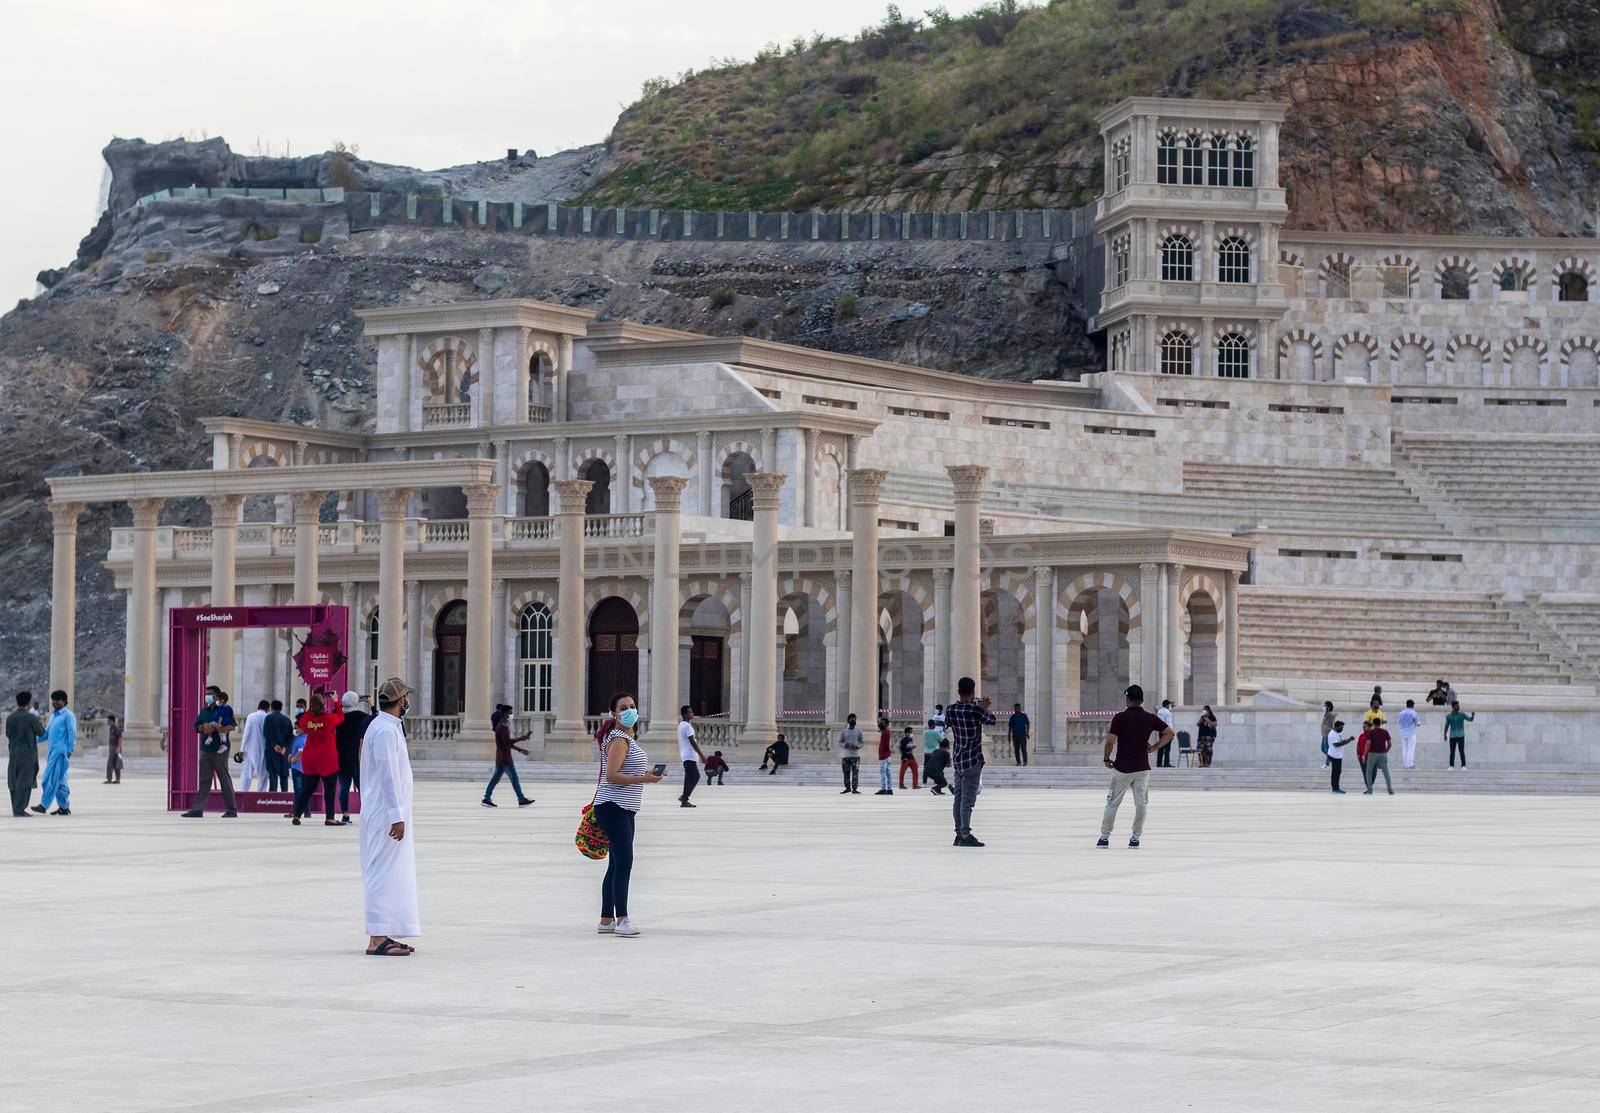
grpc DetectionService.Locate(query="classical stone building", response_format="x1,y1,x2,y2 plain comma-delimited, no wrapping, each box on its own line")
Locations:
42,96,1600,765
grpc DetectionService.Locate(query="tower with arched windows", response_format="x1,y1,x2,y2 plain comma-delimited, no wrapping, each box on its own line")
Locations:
1095,98,1289,380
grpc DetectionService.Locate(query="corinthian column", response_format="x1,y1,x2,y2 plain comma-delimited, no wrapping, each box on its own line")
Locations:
291,491,324,603
1139,562,1160,694
551,478,593,751
376,489,409,683
48,500,84,699
932,567,952,703
459,483,499,745
124,498,165,752
1224,569,1241,705
205,494,243,690
848,468,887,725
947,465,987,692
647,475,689,729
744,472,786,745
1168,563,1186,704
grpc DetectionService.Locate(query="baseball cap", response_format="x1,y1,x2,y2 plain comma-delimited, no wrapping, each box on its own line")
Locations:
1124,684,1144,702
376,677,412,704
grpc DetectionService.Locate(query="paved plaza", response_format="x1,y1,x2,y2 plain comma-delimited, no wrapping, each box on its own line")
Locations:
4,776,1600,1112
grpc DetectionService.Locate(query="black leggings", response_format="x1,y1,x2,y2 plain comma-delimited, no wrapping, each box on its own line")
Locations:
294,773,338,820
1449,738,1466,767
595,801,636,918
338,770,359,813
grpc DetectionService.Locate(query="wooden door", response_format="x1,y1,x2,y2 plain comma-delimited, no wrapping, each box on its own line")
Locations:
689,636,724,715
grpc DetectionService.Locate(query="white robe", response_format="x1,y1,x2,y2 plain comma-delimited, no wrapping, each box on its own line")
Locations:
359,711,419,938
238,709,268,791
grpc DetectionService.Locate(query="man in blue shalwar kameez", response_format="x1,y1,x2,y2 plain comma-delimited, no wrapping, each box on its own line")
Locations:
34,690,77,816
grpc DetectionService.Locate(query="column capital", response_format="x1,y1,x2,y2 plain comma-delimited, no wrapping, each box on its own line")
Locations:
647,474,690,511
931,567,950,586
48,500,84,531
293,440,309,465
339,579,355,593
835,568,851,590
945,464,988,501
129,498,164,528
1226,568,1241,587
478,326,493,342
291,491,324,522
747,471,786,511
739,570,752,587
847,467,888,506
1033,564,1053,581
554,435,568,451
1171,562,1187,580
464,484,499,517
228,432,244,461
1139,561,1159,577
377,488,411,519
552,478,593,514
204,493,244,519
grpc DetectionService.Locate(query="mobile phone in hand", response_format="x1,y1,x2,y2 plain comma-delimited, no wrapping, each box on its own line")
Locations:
650,763,667,777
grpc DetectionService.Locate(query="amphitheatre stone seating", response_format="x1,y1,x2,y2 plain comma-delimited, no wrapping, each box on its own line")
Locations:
1239,587,1575,691
1533,596,1600,678
1175,462,1447,534
1393,434,1600,526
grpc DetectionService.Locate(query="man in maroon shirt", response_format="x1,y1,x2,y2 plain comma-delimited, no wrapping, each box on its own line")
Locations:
1097,684,1174,849
1362,716,1394,795
874,717,895,795
482,704,534,808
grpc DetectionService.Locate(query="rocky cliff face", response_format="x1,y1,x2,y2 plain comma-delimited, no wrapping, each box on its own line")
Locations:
5,0,1599,710
2,214,1080,713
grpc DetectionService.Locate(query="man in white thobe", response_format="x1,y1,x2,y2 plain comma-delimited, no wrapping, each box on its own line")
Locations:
237,700,269,791
360,678,419,955
1397,700,1421,770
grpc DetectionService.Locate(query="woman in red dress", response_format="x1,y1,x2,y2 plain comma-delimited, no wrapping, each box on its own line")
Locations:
292,690,345,826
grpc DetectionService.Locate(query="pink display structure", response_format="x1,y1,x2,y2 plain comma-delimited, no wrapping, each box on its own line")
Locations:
167,604,356,814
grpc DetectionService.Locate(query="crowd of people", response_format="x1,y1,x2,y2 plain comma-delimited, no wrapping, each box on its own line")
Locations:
1319,679,1475,794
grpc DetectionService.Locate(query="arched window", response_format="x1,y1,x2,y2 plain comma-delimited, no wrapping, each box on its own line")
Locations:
1181,133,1204,185
1160,331,1194,376
1111,140,1131,191
1323,259,1351,299
1157,131,1179,185
366,610,380,698
1217,236,1251,284
1160,234,1195,282
518,603,554,713
579,459,610,515
1232,135,1254,187
1499,268,1527,292
1207,135,1229,186
1559,271,1589,302
1217,333,1251,379
1111,235,1130,287
1439,266,1471,300
521,461,550,517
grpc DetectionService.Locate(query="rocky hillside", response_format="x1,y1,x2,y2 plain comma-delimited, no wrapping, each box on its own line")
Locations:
585,0,1599,236
5,0,1600,711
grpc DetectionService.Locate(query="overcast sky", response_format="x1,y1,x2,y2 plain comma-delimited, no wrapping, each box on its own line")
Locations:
0,0,994,306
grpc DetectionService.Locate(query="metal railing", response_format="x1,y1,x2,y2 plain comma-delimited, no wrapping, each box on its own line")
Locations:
728,488,753,521
422,403,471,427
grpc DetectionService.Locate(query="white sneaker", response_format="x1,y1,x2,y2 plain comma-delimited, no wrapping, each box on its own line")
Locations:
596,921,615,935
612,918,641,938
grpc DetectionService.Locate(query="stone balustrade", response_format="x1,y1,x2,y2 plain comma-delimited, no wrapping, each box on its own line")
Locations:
422,402,471,428
583,513,646,539
527,402,552,424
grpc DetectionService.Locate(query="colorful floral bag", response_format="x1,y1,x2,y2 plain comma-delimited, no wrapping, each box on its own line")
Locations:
576,755,609,860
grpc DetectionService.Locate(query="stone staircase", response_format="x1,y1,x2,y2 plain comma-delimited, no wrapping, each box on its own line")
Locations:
1239,587,1574,688
1176,461,1450,535
1522,595,1600,681
1392,434,1600,530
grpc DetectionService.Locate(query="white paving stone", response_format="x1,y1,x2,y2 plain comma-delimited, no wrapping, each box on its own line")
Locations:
5,775,1600,1112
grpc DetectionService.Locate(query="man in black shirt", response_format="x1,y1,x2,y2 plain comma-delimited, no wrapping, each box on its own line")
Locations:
1097,685,1173,849
262,699,295,793
334,691,371,823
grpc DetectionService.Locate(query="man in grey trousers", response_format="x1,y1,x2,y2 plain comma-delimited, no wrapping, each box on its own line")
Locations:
945,676,997,847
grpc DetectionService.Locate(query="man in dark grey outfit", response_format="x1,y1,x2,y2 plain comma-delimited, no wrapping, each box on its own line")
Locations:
7,690,45,817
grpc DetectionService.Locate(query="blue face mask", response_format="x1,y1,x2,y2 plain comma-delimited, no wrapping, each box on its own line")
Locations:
618,708,639,729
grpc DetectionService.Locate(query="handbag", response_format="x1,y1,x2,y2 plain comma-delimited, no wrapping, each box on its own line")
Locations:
575,749,609,860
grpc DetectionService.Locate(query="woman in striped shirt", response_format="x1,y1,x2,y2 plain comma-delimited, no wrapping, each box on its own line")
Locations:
596,692,663,938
